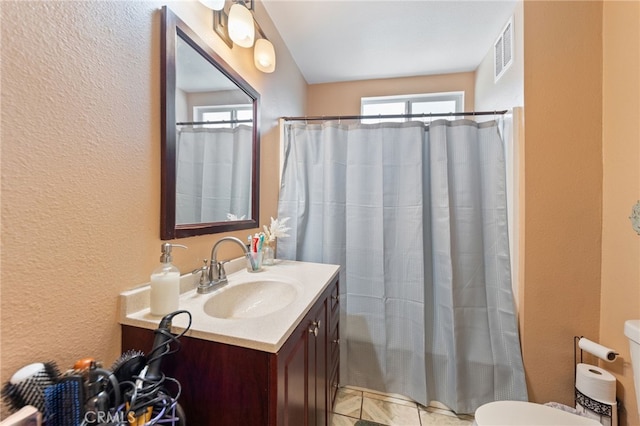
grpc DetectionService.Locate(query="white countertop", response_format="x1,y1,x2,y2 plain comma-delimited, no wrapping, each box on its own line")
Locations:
119,259,340,353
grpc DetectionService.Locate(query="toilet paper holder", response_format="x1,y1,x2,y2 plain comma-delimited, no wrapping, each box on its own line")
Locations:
574,335,619,365
573,336,619,426
573,335,618,388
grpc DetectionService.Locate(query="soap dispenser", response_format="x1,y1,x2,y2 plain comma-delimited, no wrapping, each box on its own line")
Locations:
150,243,186,316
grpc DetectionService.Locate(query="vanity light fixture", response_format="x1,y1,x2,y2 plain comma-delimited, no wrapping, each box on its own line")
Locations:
199,0,225,11
212,0,276,73
228,2,255,47
254,37,275,73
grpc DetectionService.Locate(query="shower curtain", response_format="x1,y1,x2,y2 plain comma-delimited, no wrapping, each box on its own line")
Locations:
277,119,527,413
176,126,252,224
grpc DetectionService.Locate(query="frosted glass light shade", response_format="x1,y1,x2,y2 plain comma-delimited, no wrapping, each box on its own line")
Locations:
228,3,255,48
254,39,276,73
199,0,225,11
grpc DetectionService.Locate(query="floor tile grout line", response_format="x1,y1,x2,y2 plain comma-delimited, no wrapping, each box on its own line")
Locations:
333,385,472,426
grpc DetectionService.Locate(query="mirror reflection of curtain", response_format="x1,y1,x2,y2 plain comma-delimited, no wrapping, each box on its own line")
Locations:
176,126,252,224
277,119,527,413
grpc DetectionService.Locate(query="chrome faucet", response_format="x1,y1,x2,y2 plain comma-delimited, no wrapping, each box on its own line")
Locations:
196,236,248,294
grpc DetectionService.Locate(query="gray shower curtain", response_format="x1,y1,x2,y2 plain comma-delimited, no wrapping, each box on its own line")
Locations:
277,119,527,413
176,126,253,223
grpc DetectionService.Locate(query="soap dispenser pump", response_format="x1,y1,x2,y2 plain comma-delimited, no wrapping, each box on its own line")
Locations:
150,243,186,316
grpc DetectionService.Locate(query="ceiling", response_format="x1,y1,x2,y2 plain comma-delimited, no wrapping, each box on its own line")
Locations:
177,35,241,92
262,0,519,84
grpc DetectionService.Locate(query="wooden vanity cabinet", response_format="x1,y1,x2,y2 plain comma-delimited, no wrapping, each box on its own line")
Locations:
121,276,339,426
327,278,340,411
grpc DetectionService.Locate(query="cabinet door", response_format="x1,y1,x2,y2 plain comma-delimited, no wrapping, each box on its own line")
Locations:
308,298,327,426
328,280,340,409
278,285,331,426
278,319,310,426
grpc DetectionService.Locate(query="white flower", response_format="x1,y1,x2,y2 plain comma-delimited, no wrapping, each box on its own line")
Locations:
226,213,246,221
263,217,291,242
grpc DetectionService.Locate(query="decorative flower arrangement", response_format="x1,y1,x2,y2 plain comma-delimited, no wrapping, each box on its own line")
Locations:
261,217,290,265
630,201,640,235
226,213,246,221
263,216,291,243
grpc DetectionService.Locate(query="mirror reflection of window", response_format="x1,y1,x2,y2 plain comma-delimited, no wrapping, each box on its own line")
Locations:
236,108,253,124
201,111,230,128
194,105,253,128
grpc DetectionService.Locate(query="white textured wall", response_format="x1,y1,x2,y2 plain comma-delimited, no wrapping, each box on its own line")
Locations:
0,1,306,417
472,1,524,306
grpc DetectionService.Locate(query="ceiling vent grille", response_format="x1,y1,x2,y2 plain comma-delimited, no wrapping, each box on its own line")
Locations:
494,16,513,82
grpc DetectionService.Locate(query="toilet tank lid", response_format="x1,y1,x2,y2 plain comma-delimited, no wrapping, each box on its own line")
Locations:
625,320,640,344
475,401,601,426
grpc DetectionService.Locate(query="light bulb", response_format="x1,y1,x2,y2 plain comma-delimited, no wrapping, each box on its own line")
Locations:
254,38,276,73
228,3,255,48
199,0,225,11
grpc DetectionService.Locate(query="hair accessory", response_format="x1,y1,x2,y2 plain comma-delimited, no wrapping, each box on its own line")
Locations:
1,362,59,414
111,350,147,385
43,376,84,426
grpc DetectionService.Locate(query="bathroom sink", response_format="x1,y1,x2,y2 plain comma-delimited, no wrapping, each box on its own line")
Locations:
203,280,299,319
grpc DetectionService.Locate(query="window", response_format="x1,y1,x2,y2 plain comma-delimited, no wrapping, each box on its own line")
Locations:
361,92,464,124
193,104,253,128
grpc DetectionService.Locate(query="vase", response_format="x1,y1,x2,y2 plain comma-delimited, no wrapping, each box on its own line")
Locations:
263,241,275,265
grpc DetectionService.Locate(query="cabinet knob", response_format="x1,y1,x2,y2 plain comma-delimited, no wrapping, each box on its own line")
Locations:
309,320,321,337
332,338,340,344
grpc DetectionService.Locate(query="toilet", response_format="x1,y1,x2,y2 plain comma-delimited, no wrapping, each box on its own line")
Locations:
624,319,640,418
475,320,640,425
474,400,601,425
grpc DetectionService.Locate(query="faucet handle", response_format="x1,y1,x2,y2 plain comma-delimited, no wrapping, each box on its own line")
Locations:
192,259,208,273
200,260,209,283
193,259,209,287
218,260,230,281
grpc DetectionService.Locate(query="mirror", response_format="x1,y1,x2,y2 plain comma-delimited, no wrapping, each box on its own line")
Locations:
161,6,260,240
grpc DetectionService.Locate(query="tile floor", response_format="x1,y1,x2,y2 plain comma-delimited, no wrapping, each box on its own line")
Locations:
331,386,475,426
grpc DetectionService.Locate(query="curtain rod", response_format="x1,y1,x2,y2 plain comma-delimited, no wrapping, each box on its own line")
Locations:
282,110,508,122
177,119,253,126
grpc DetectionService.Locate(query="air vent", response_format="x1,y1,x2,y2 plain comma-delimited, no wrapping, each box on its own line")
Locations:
494,16,514,82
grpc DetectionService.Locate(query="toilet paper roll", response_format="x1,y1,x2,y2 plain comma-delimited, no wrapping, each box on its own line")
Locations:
575,363,617,404
578,337,618,362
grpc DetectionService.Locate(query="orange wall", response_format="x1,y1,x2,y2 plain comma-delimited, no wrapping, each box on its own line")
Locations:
522,0,603,408
600,1,640,425
306,72,475,116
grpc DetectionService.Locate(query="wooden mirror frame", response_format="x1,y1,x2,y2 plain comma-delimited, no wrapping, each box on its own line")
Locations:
161,6,260,240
